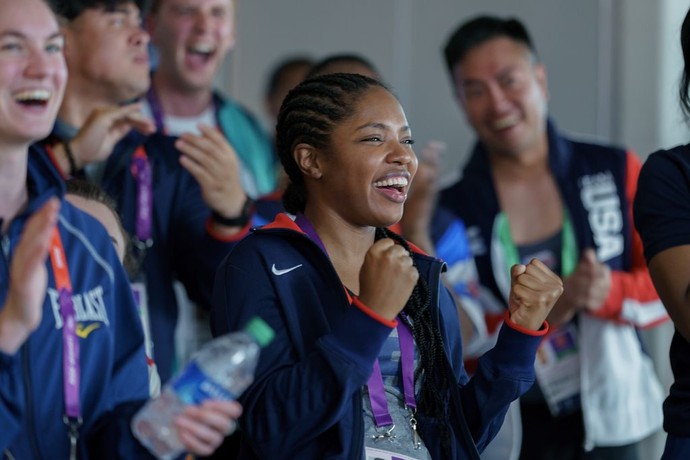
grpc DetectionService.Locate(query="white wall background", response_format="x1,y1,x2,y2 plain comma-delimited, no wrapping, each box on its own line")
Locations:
215,1,690,457
219,0,615,184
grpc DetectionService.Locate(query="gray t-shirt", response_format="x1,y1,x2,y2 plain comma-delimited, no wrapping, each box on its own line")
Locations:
361,325,432,460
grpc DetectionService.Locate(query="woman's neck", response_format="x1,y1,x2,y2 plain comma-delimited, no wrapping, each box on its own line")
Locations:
302,208,375,294
0,147,30,232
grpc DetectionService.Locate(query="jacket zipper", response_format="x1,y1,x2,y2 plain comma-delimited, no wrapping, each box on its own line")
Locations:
354,389,364,459
23,341,43,460
431,261,482,460
2,234,41,459
4,228,44,459
1,234,9,266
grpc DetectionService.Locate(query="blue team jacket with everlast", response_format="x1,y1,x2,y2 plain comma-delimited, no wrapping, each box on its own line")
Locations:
210,214,546,459
42,127,251,383
0,147,152,459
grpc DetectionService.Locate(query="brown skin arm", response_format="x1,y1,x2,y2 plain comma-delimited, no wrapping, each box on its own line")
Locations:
648,244,690,340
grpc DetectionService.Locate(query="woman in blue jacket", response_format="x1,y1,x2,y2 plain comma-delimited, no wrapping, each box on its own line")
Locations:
211,72,564,459
0,0,238,457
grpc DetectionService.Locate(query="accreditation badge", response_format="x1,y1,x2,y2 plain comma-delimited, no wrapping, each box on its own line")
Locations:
131,280,154,361
533,322,581,417
365,447,424,460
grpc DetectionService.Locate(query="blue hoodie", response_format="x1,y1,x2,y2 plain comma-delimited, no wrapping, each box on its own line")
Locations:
0,147,152,459
211,214,546,459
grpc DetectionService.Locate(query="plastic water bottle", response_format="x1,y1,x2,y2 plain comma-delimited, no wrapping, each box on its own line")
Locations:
131,316,274,460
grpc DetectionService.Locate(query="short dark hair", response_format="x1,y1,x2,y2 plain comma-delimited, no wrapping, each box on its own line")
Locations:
47,0,150,21
443,15,537,74
307,53,380,79
265,56,314,99
680,8,690,118
65,179,135,273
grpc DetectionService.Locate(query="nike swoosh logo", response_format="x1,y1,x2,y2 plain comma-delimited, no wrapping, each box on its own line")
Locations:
76,323,101,339
271,264,303,276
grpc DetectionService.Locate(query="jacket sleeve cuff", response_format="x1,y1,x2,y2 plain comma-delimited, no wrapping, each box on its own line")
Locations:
352,297,398,328
503,310,549,336
319,302,396,373
205,216,253,242
482,316,545,377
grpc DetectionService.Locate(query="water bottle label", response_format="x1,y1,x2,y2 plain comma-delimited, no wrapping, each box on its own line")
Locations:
171,361,235,404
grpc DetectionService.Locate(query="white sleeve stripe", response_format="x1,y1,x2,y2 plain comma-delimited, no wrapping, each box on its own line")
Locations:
621,298,669,327
58,214,115,285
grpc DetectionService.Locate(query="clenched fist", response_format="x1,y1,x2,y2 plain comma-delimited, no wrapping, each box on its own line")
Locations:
508,258,564,330
358,238,419,321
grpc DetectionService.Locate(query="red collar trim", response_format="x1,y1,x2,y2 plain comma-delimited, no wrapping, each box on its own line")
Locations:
262,213,429,257
262,213,303,232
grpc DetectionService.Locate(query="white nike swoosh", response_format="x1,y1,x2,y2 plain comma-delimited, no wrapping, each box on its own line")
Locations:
271,263,303,276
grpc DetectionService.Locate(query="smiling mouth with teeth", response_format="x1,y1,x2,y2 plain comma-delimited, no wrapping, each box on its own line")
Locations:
188,43,215,57
493,115,519,131
373,177,409,193
15,90,50,106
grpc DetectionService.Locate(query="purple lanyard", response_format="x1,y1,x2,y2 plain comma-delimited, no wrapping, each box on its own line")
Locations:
131,147,153,244
49,226,82,459
367,319,416,428
294,213,417,427
294,213,327,254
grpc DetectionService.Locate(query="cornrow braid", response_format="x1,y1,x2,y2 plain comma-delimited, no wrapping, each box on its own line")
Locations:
375,227,453,445
275,73,388,214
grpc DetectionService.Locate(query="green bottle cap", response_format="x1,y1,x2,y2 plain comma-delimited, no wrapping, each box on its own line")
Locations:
245,316,275,347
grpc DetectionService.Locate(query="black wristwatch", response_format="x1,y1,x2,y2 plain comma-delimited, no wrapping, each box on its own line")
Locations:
211,197,254,227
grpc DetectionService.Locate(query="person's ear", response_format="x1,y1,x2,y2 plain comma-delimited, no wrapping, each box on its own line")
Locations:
293,143,322,179
534,63,550,101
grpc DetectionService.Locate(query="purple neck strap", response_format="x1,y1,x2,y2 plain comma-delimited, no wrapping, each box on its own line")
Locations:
294,213,327,254
294,213,417,427
49,227,83,459
367,320,416,428
131,149,152,243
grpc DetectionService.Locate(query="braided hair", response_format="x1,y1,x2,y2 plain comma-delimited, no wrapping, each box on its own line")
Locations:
277,72,452,438
376,227,453,444
275,72,386,214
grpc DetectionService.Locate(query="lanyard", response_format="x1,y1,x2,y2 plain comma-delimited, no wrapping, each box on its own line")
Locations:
294,213,420,442
130,146,153,246
367,319,416,426
496,210,578,278
294,213,326,253
48,225,82,460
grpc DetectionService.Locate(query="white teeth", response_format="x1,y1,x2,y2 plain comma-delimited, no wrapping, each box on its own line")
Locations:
15,89,50,102
189,43,214,54
493,115,519,130
373,176,409,188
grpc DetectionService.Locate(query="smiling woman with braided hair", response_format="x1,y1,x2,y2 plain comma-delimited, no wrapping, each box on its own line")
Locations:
210,72,563,460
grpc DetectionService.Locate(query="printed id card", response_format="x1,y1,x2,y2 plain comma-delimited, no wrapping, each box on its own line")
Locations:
365,447,423,460
534,322,581,416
